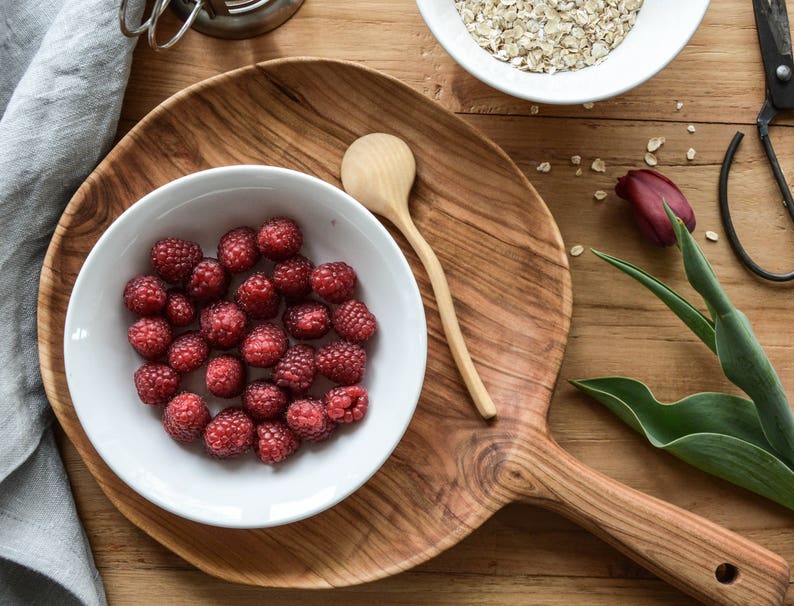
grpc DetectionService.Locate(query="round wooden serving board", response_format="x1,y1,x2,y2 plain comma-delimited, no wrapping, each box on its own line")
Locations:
39,58,789,605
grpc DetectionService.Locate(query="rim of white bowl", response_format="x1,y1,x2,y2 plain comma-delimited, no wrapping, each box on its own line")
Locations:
416,0,711,105
63,165,427,528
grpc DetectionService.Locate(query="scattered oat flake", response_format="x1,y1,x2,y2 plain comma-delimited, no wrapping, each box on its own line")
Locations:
591,158,606,173
686,148,696,161
676,101,684,111
571,155,582,166
575,167,583,177
531,105,540,115
705,231,719,242
594,190,607,201
646,137,665,153
583,102,595,109
570,245,585,257
644,152,658,167
537,161,552,173
687,124,696,133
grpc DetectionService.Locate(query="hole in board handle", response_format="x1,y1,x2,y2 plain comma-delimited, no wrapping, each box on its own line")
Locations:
715,563,740,585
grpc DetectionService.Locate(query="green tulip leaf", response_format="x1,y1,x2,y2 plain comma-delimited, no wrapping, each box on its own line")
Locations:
662,202,794,467
591,249,715,353
571,377,794,510
714,309,794,466
663,203,726,318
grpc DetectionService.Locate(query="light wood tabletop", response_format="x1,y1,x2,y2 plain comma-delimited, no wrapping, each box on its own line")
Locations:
57,0,794,603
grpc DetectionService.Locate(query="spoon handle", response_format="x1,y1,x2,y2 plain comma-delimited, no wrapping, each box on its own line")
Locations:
396,215,497,420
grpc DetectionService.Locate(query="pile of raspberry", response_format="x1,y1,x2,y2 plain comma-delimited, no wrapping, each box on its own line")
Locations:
124,217,377,464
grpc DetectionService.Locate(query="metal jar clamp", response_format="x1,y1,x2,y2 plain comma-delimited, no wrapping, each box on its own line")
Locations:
120,0,304,51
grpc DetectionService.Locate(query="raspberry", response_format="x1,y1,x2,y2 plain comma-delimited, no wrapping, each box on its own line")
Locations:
273,344,316,395
273,255,314,298
163,288,196,327
286,398,336,442
163,392,211,444
282,301,330,340
150,238,203,284
186,257,230,303
325,385,368,423
133,362,180,405
242,380,288,421
332,300,377,343
128,316,172,360
123,275,167,316
217,226,260,273
205,354,246,398
255,420,300,464
200,301,247,349
204,407,255,459
234,272,280,320
240,323,288,367
310,262,357,303
315,341,366,385
167,331,209,373
257,217,303,261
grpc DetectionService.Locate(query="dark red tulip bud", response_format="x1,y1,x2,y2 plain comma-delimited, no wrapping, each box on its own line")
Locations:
615,169,696,247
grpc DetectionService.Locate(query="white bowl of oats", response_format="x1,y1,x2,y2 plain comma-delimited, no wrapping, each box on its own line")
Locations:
417,0,710,104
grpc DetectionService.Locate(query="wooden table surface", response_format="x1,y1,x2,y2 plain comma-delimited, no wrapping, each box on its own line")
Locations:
58,1,794,603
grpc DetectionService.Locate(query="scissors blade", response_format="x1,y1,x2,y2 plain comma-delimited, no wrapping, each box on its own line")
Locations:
754,0,794,109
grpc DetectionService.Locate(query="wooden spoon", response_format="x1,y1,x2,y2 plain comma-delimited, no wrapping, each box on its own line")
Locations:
341,133,497,420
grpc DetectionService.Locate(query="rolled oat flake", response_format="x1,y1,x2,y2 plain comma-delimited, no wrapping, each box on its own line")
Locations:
455,0,644,74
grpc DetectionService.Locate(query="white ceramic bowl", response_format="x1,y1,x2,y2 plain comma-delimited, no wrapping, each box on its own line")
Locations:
64,165,427,528
416,0,710,104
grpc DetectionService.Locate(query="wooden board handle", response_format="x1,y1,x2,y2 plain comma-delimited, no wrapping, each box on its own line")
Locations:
507,439,789,605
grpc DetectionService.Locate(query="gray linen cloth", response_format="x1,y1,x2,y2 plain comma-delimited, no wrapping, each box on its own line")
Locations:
0,0,144,603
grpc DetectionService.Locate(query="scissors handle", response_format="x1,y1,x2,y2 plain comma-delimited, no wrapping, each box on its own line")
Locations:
757,101,794,225
719,110,794,282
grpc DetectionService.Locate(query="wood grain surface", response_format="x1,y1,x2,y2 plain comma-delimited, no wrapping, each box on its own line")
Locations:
40,55,791,604
49,0,794,604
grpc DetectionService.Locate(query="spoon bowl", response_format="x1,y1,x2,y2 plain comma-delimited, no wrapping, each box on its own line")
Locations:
341,134,416,222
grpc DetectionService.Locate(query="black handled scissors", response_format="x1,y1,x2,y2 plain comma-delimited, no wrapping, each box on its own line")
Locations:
719,0,794,281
